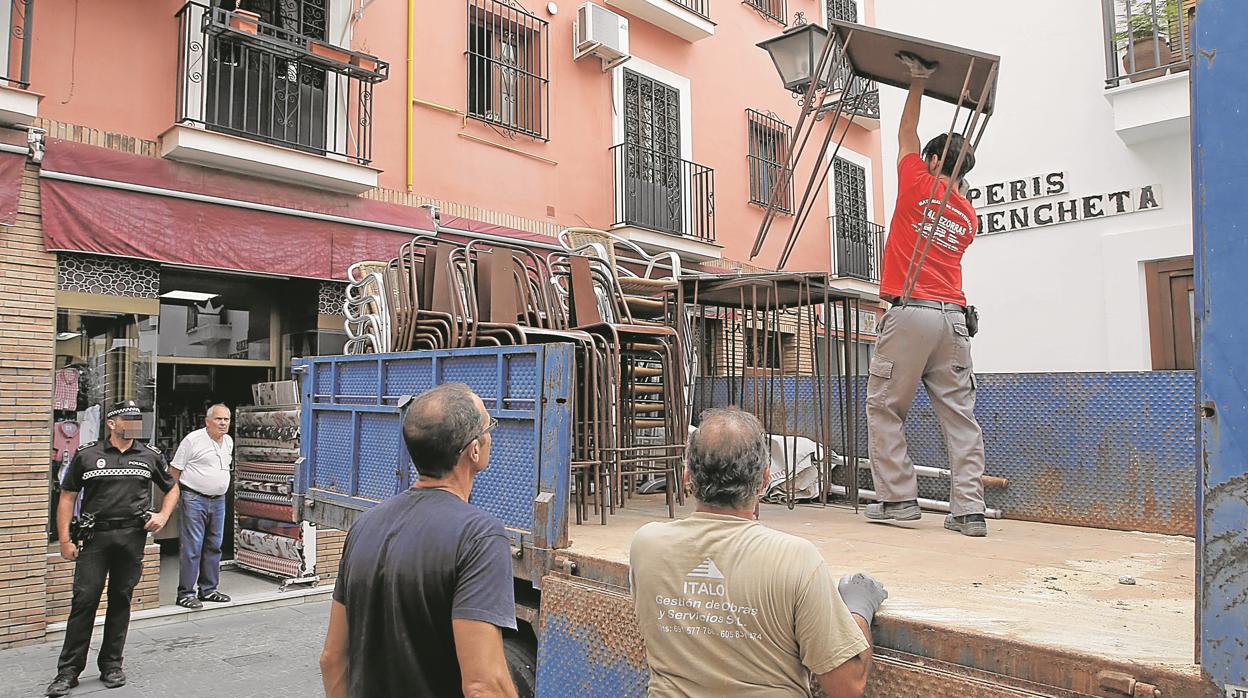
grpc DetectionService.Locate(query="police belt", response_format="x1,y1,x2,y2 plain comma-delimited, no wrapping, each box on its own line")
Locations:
91,517,146,531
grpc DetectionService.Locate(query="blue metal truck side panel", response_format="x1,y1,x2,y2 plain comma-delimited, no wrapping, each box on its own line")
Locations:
295,345,573,548
535,576,650,698
1192,2,1248,691
697,371,1196,534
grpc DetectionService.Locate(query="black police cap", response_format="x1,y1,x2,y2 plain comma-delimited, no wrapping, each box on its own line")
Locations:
106,400,142,419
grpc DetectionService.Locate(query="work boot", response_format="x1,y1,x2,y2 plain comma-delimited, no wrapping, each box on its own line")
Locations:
945,513,988,537
45,673,78,697
864,500,921,522
99,667,126,689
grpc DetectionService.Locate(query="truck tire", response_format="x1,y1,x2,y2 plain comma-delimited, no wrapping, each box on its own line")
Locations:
504,635,538,697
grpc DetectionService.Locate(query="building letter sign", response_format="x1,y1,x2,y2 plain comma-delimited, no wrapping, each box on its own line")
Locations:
966,172,1163,236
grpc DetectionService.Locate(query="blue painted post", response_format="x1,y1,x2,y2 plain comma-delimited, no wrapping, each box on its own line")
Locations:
1192,1,1248,694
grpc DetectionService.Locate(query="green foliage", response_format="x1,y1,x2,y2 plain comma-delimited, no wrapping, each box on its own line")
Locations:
1113,0,1181,43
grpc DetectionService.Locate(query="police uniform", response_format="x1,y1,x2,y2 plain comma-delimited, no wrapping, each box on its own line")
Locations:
54,401,174,683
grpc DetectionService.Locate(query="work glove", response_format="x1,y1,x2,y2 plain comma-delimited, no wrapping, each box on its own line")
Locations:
838,572,888,625
897,51,937,80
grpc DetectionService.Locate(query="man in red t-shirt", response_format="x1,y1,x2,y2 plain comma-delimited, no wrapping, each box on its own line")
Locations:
865,52,988,537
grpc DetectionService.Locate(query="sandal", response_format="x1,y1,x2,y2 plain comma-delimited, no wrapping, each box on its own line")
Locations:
176,596,203,609
198,591,231,603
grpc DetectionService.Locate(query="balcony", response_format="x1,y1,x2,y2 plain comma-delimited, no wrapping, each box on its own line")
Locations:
164,2,389,194
606,0,715,42
1101,0,1193,144
818,74,880,130
831,213,882,284
0,0,38,127
610,143,720,260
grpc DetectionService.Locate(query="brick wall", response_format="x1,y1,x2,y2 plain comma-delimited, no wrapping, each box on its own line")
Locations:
44,542,161,625
315,528,346,582
0,162,55,649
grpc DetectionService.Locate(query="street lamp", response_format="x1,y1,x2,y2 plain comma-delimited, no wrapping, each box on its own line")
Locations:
756,20,833,93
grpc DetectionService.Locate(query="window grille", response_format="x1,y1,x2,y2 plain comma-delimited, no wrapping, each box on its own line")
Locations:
746,109,793,214
467,0,549,140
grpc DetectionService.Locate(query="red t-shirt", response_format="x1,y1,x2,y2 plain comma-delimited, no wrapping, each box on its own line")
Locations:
879,154,978,305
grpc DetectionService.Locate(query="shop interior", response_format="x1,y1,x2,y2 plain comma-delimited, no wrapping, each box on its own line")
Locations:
52,267,344,605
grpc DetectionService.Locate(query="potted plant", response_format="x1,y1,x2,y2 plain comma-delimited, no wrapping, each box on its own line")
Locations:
308,39,352,65
1114,0,1180,81
228,8,261,35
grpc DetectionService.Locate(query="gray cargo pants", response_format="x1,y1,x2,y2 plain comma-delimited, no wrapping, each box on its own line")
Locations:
866,304,986,515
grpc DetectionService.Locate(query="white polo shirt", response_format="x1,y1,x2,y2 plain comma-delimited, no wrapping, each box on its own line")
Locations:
171,427,233,496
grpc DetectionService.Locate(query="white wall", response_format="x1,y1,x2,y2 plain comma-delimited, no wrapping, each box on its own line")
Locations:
874,0,1192,373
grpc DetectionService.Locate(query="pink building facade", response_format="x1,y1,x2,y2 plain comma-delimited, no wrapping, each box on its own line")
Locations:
0,0,884,647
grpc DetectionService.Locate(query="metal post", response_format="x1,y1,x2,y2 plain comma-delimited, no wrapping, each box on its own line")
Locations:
1101,0,1120,86
1192,0,1248,691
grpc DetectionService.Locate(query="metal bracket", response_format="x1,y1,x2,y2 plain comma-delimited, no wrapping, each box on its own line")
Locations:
572,40,630,72
27,126,45,164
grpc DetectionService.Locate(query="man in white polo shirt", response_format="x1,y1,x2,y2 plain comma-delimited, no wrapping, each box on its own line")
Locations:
171,403,234,609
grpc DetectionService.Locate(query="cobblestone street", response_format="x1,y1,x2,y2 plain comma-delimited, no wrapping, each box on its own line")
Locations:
0,600,331,698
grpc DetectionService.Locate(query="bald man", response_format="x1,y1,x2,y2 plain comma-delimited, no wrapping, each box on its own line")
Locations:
630,407,887,698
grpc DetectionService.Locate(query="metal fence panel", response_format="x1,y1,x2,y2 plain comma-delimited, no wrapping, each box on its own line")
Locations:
295,344,574,547
697,371,1196,535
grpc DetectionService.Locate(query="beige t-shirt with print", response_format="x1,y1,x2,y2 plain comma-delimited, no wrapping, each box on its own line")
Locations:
630,512,869,697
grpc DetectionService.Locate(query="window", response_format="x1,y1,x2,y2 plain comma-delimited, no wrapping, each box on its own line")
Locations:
1144,256,1195,370
743,327,783,370
157,271,275,363
743,0,786,26
467,0,549,140
826,0,858,22
747,109,793,214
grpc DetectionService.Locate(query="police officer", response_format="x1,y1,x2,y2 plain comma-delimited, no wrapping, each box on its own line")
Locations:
46,400,178,697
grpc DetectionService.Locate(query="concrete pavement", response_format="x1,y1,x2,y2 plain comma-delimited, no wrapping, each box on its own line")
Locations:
0,600,332,698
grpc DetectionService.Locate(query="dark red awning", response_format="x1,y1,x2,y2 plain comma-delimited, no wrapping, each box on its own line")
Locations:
0,149,25,226
39,139,558,281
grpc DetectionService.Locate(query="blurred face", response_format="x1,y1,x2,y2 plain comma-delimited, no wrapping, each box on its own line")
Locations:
109,416,142,441
205,406,231,440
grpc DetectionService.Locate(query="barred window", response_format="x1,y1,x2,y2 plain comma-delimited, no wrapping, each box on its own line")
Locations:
743,0,786,26
467,0,549,140
826,0,858,22
746,109,793,214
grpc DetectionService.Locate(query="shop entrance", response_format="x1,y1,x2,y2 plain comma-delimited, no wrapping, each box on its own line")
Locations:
53,261,337,609
152,267,305,603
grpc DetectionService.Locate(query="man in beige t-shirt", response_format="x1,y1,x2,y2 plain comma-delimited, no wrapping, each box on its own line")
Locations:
631,408,886,697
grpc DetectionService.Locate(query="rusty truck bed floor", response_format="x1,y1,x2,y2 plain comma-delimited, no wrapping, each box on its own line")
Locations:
567,496,1197,673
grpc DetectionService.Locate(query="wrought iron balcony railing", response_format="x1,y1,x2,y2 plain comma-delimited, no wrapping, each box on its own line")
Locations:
1102,0,1193,88
819,71,880,122
175,2,389,165
832,213,882,283
743,0,786,26
672,0,711,20
1,0,33,88
611,143,716,243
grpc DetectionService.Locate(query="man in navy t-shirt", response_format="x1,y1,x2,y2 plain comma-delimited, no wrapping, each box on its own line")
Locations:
320,383,518,698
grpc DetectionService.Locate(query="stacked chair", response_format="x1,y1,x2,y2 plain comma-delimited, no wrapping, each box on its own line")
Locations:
338,228,691,524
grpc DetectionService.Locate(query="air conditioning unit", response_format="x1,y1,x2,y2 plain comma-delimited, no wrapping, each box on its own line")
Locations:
574,2,630,71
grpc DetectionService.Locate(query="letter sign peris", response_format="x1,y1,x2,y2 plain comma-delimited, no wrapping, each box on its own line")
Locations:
972,184,1163,236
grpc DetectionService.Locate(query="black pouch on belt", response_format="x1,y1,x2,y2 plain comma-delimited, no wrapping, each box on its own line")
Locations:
965,306,980,337
70,512,96,547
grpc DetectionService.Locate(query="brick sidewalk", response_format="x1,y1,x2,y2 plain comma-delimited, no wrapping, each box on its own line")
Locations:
0,600,331,698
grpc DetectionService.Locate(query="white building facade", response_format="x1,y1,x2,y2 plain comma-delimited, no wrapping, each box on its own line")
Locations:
875,0,1193,373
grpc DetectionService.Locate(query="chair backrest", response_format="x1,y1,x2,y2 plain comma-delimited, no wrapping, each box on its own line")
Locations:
557,227,683,282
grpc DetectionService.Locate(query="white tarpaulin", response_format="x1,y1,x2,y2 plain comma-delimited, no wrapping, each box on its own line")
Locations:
763,434,843,502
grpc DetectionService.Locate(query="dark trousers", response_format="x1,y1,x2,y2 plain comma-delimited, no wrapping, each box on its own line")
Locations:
56,527,147,677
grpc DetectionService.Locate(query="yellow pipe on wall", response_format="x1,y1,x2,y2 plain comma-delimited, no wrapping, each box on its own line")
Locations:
406,0,414,192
